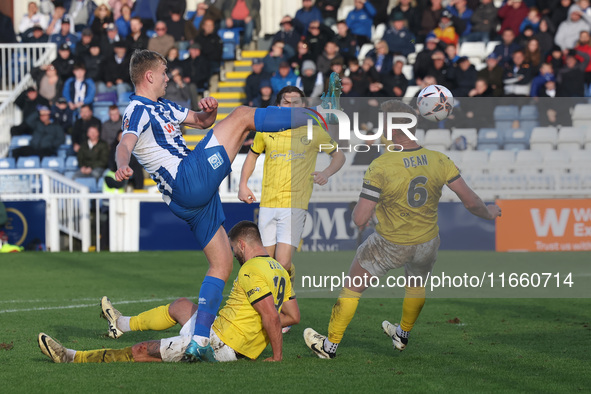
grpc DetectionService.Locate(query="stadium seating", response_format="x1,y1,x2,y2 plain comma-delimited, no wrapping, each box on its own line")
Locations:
485,41,501,56
514,150,543,174
571,103,591,127
0,157,15,169
556,127,585,151
493,105,519,121
542,150,570,174
451,128,477,150
585,129,591,150
477,128,503,150
357,43,374,60
414,128,425,143
529,127,558,151
460,150,489,172
444,150,463,166
94,105,110,123
519,105,538,120
41,156,65,173
64,156,79,178
74,177,99,192
423,129,451,151
402,65,413,81
501,173,527,190
488,150,515,174
459,42,486,60
16,156,40,169
9,135,32,157
503,129,530,150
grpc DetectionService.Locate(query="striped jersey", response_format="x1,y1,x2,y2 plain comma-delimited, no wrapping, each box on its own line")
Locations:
360,147,460,245
121,94,190,202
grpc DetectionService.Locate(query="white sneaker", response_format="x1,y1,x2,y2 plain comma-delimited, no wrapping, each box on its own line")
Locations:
100,296,123,339
38,333,71,363
282,326,291,334
303,328,335,359
382,320,408,351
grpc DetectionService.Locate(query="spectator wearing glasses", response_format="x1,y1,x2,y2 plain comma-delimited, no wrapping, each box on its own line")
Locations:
148,21,175,56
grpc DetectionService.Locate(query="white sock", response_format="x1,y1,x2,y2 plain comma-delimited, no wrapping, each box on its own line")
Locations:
117,316,131,332
66,349,76,363
193,335,209,347
323,338,338,354
396,325,409,339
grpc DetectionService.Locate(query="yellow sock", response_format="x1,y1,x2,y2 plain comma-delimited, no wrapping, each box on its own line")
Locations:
74,347,134,363
287,263,296,287
129,304,176,332
400,286,426,332
327,288,362,344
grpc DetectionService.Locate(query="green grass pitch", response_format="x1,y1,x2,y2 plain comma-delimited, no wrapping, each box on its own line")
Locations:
0,251,589,393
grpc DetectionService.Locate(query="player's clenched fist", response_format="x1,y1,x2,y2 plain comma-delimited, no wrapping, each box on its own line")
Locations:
115,166,134,181
199,97,218,112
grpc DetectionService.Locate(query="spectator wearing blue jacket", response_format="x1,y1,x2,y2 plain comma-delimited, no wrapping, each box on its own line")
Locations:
295,0,324,31
62,62,96,117
50,16,79,52
346,0,376,46
383,12,416,56
529,63,554,97
446,0,473,39
271,61,298,93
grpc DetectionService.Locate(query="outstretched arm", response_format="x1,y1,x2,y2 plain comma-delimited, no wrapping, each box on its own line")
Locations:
183,97,218,129
115,133,138,181
252,296,283,362
447,177,501,220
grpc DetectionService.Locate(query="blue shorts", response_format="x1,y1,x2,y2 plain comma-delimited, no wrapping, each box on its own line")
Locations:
168,130,232,249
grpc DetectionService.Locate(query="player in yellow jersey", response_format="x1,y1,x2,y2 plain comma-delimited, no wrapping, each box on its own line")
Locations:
38,221,300,364
304,100,502,358
238,86,346,287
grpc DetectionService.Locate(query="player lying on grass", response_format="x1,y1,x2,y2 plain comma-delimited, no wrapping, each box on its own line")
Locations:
38,221,299,363
304,100,502,359
114,49,321,361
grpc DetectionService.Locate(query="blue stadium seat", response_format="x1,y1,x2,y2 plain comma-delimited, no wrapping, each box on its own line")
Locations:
493,105,519,121
16,156,40,169
94,91,118,104
10,135,32,149
74,177,99,192
0,157,15,169
477,128,504,150
179,49,189,60
218,28,243,45
118,90,134,104
57,144,75,158
519,120,539,133
503,129,531,150
519,105,538,120
222,43,236,60
94,106,110,123
495,120,513,130
64,156,79,178
41,156,65,173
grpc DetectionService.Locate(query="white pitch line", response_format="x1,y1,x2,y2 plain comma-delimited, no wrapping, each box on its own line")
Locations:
0,296,185,314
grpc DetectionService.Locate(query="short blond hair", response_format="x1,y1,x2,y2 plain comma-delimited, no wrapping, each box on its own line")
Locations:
380,100,418,137
129,49,167,87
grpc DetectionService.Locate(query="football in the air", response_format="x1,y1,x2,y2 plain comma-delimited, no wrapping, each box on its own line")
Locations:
417,84,454,122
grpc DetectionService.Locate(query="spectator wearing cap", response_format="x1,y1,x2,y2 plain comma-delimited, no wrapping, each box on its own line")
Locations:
62,63,96,116
296,59,324,97
427,50,451,86
100,23,122,56
556,49,590,96
195,18,224,75
295,0,324,31
271,62,298,93
46,5,71,36
148,21,176,57
22,24,49,43
75,28,94,59
446,0,473,40
316,40,344,75
125,17,149,51
306,20,335,60
82,40,104,82
52,43,76,81
221,0,260,48
98,41,131,98
91,3,114,38
19,2,49,34
530,62,555,97
263,41,289,74
382,56,409,97
272,15,305,58
316,0,342,27
69,0,96,32
10,87,50,136
478,53,504,96
181,43,211,110
555,6,591,50
498,0,529,37
383,12,416,57
419,0,444,43
252,80,274,108
166,8,199,51
493,29,521,67
114,3,132,39
51,97,74,134
75,125,109,181
389,0,420,35
163,68,192,108
432,9,459,45
448,56,477,96
335,20,357,63
50,16,79,51
466,0,497,44
71,104,101,151
413,33,442,83
12,105,65,161
367,40,394,75
244,58,271,105
346,0,376,46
